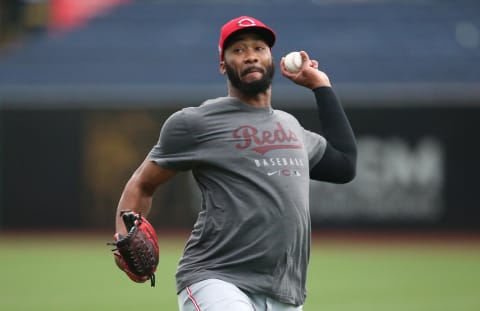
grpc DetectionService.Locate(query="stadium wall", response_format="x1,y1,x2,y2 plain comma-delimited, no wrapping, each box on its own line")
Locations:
1,100,479,231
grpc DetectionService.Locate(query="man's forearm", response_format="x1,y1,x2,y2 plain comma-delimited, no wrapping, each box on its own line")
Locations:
313,86,356,154
310,86,357,183
115,179,154,234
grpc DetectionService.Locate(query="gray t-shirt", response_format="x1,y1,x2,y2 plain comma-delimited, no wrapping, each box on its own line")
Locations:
149,96,326,306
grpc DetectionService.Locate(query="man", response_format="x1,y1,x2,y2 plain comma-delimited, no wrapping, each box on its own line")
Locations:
115,16,356,311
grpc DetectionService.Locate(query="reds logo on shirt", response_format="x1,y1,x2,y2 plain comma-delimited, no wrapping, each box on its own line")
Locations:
232,122,303,155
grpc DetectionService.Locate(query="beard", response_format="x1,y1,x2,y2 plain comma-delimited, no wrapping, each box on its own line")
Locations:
225,61,275,97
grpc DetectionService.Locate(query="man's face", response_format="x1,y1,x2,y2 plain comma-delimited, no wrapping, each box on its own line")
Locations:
221,33,275,97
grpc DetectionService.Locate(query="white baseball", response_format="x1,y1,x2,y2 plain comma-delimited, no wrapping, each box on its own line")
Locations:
284,51,303,73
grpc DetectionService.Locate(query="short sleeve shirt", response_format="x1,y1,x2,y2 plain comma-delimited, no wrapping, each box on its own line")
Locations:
149,97,326,306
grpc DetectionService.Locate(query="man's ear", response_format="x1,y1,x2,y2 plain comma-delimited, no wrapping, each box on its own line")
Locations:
219,61,226,75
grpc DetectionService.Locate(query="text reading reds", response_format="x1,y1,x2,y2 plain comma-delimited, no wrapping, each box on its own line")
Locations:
232,122,303,155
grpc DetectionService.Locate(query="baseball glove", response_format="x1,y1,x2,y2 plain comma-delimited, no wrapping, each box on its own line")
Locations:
109,211,159,287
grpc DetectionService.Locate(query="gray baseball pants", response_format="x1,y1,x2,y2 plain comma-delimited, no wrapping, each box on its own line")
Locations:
178,279,304,311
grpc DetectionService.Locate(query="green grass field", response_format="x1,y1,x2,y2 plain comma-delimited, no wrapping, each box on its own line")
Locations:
1,232,479,311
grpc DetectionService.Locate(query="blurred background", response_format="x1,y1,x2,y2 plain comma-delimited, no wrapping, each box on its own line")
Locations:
0,0,479,233
1,1,480,310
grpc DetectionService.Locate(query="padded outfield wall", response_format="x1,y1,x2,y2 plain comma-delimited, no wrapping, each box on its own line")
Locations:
0,0,479,230
1,99,479,231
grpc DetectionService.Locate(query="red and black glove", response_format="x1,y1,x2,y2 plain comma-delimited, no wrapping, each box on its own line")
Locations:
109,211,159,286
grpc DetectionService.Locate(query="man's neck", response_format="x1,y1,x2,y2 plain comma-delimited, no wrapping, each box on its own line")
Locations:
228,87,272,108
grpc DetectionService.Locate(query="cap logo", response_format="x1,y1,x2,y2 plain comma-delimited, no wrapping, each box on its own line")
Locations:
237,18,257,27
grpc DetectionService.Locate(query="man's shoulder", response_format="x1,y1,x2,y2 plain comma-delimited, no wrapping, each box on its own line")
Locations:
272,109,300,123
198,96,239,110
182,97,241,117
200,96,232,106
164,97,236,131
174,97,232,115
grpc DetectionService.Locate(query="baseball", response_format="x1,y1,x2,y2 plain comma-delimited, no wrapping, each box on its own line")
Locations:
284,51,303,73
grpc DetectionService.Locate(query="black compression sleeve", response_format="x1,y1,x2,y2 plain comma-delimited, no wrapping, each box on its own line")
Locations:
310,87,357,183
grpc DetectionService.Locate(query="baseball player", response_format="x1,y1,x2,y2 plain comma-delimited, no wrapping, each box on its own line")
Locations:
114,16,357,311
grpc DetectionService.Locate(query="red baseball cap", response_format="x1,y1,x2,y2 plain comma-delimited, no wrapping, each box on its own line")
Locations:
218,16,276,61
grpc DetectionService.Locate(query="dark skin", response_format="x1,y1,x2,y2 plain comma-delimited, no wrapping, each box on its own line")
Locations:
115,32,333,235
219,33,331,107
